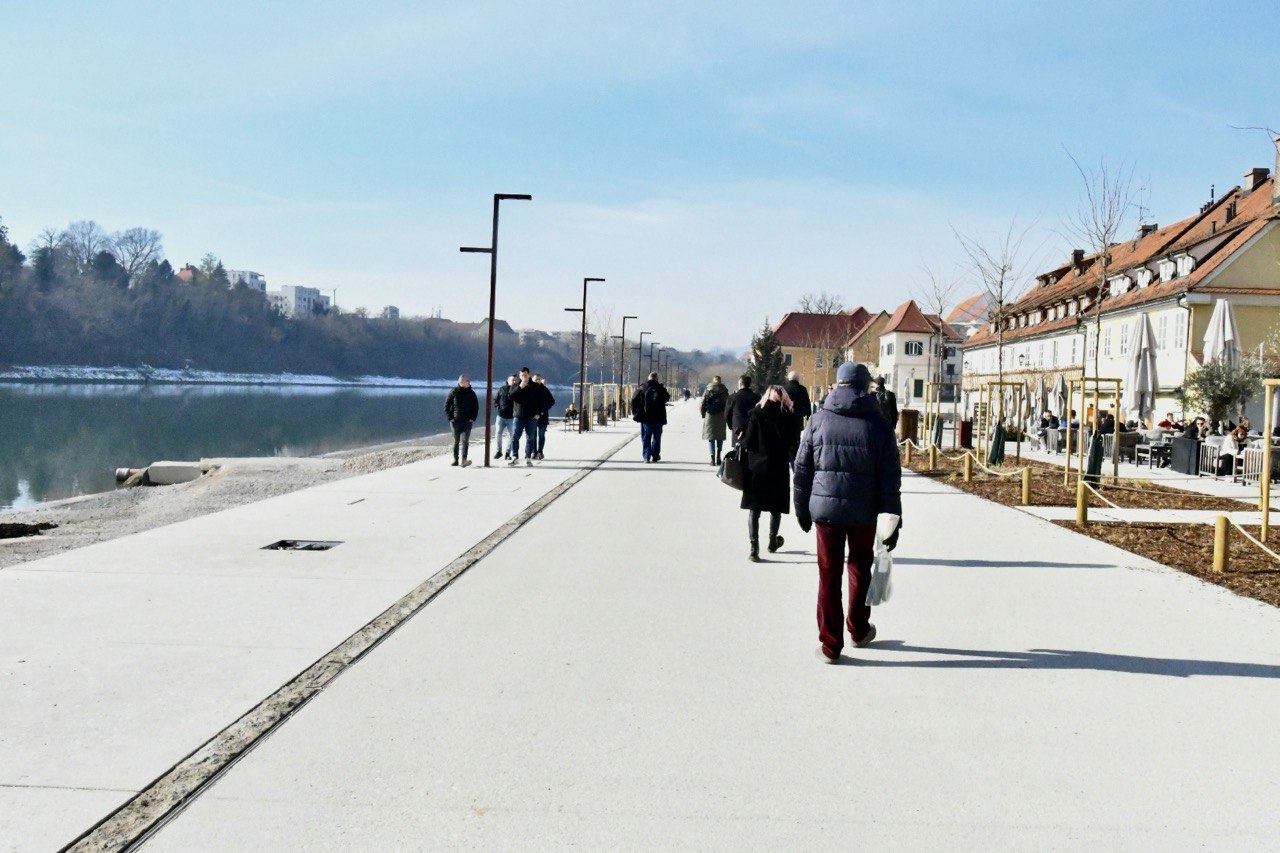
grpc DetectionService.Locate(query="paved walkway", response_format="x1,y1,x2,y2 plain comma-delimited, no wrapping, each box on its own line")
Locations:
7,403,1280,849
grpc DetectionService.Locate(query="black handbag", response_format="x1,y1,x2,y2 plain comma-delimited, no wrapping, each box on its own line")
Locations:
718,447,747,490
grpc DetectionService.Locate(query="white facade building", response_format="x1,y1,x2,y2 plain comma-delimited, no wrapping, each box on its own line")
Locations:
267,285,331,318
226,270,267,292
875,299,963,408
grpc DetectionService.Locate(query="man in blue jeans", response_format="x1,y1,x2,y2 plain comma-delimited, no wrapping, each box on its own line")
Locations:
494,374,517,459
507,367,539,467
638,371,670,463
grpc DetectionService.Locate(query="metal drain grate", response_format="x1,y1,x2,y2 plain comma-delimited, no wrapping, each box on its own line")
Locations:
262,539,343,551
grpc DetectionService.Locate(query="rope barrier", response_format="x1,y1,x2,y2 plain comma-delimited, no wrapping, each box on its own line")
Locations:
1082,481,1123,509
1225,518,1280,563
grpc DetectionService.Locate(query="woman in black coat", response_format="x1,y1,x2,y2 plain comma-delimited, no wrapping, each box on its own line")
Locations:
741,385,796,561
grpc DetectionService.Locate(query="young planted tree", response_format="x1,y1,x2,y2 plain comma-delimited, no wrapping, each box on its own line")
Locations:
913,262,961,394
748,319,787,388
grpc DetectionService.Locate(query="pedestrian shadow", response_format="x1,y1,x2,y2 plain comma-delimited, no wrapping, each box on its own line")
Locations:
856,640,1280,679
892,558,1112,570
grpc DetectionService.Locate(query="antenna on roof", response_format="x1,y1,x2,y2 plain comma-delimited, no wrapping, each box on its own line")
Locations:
1210,184,1215,204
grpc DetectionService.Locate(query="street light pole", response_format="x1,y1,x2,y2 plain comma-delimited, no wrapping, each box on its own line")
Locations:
618,315,637,422
635,331,651,387
461,192,531,468
564,277,605,433
648,341,660,375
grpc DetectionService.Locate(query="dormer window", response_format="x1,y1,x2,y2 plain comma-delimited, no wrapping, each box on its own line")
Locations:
1136,268,1152,289
1109,274,1132,296
1158,258,1177,282
1068,301,1078,317
1175,254,1195,277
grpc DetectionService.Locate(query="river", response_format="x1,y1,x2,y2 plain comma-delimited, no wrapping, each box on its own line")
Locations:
0,383,516,511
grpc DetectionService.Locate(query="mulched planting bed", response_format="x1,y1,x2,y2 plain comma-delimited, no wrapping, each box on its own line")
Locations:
903,452,1254,512
1053,521,1280,608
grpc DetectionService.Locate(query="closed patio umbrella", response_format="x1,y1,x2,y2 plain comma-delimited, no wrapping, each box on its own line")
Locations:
1121,314,1158,425
1203,298,1241,369
1051,373,1068,420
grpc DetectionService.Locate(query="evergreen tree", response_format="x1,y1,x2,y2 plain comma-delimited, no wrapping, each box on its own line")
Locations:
748,318,787,389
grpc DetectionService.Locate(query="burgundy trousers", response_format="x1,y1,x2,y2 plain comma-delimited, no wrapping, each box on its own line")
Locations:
815,521,877,657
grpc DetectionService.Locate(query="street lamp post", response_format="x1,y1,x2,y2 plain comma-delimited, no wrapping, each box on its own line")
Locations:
618,315,637,422
461,192,532,468
564,277,605,433
635,331,651,386
648,341,660,375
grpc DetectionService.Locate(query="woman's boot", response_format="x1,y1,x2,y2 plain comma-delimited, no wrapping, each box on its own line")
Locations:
768,513,784,553
748,512,761,562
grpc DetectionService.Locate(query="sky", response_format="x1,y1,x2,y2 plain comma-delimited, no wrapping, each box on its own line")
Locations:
1,0,1276,351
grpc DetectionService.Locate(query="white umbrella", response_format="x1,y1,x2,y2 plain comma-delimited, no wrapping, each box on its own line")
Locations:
1121,314,1158,424
1203,298,1241,369
1019,378,1032,431
1051,373,1068,420
1031,375,1045,421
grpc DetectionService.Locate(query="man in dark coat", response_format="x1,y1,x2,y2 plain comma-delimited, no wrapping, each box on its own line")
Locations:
639,371,671,463
874,375,899,434
494,374,517,459
507,368,539,466
726,374,761,446
784,370,812,458
444,374,480,467
794,361,902,663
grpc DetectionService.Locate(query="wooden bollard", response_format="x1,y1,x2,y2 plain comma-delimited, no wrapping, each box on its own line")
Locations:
1076,478,1088,526
1213,515,1229,573
905,442,913,464
963,452,972,482
928,444,938,470
1021,467,1031,505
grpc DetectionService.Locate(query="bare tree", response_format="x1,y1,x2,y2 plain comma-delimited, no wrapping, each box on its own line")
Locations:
953,220,1036,425
1062,151,1136,392
61,220,111,274
28,227,63,255
796,291,846,314
913,262,962,392
588,305,615,385
112,227,164,284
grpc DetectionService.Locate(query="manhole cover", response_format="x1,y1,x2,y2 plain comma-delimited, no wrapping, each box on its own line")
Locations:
262,540,343,551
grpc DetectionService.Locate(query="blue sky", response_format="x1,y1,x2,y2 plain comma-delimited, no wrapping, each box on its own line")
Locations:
2,0,1276,350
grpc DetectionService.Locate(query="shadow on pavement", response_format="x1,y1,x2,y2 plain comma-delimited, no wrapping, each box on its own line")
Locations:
855,640,1280,679
892,558,1112,569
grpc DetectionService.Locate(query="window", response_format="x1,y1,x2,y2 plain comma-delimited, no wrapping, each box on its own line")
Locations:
1110,275,1131,296
1119,323,1129,356
1037,343,1045,366
945,363,955,376
784,353,793,367
1102,328,1112,357
1175,254,1195,277
885,342,894,356
1071,337,1079,364
1175,312,1187,350
1051,340,1058,365
905,341,924,356
1136,269,1152,289
1157,315,1168,349
944,346,956,358
1086,328,1097,359
814,354,824,369
913,379,925,398
1068,301,1078,317
1158,259,1176,282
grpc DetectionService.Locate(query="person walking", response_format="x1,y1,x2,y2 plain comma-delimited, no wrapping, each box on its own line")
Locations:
701,375,729,465
874,375,899,434
532,374,556,461
741,385,795,561
494,374,517,460
726,374,761,446
508,368,539,467
794,362,902,664
784,370,812,460
638,371,670,463
444,374,479,467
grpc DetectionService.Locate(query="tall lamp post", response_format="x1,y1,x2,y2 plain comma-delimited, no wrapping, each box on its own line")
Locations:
564,277,605,433
635,331,651,386
461,192,531,468
648,340,660,375
618,315,637,421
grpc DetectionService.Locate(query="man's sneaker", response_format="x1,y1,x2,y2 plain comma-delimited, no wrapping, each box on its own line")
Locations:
816,648,840,664
461,459,471,468
854,624,877,648
507,457,518,467
526,458,533,467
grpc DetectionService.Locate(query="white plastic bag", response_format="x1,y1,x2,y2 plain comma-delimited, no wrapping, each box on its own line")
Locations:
866,513,900,606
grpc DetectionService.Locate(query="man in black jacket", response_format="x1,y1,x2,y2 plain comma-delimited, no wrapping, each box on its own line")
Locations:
444,374,480,467
874,375,899,434
726,374,761,446
794,361,902,663
494,374,517,459
784,370,812,458
507,368,539,467
639,371,671,463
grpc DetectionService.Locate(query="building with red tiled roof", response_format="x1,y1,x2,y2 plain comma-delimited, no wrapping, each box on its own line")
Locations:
772,308,873,394
876,300,964,412
962,141,1280,425
945,292,994,338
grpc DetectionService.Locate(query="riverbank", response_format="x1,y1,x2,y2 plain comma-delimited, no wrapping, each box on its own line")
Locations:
0,364,463,388
0,432,458,570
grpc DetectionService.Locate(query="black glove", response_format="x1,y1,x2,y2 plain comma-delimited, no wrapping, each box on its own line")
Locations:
798,516,812,533
884,529,899,552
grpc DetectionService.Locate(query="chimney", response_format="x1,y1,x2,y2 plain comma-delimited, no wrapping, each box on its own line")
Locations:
1071,248,1085,270
1140,223,1158,238
1244,167,1270,193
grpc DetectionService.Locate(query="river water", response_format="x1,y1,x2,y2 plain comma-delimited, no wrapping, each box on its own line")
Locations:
0,383,491,511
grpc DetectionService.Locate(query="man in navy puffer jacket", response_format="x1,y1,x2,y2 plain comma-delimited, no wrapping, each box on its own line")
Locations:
793,361,902,663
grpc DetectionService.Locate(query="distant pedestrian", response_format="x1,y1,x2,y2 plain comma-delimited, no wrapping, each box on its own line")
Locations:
445,374,479,467
533,374,556,460
508,368,538,467
726,374,761,446
637,371,671,463
494,374,517,459
873,375,899,434
794,362,902,664
783,370,812,460
741,385,795,562
701,374,730,465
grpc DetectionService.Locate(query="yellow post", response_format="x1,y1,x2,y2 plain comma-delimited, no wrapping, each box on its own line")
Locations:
928,444,938,470
963,452,973,482
905,441,913,465
1213,515,1229,573
1021,467,1031,505
1076,478,1088,526
1263,384,1274,540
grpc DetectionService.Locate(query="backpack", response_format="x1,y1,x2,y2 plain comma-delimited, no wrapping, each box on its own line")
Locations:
645,384,664,414
704,389,726,415
631,388,647,422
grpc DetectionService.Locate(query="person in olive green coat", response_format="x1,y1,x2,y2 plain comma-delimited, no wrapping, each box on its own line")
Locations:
701,375,730,464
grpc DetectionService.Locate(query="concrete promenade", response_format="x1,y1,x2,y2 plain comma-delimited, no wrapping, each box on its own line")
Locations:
6,402,1280,850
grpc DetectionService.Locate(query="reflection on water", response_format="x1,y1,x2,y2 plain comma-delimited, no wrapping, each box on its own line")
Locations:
0,383,458,510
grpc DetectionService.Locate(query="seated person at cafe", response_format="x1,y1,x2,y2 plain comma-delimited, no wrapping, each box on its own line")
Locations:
1097,411,1116,435
1230,418,1253,450
1037,411,1054,440
564,402,579,422
1157,412,1183,430
1182,416,1208,440
1067,410,1079,429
